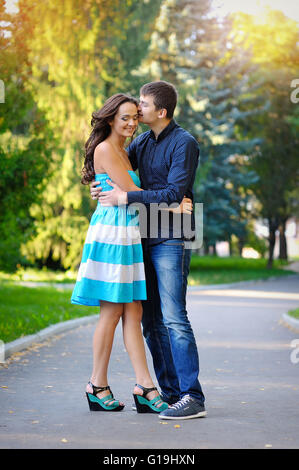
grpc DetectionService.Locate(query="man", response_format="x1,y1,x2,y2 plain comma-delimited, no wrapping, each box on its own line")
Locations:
90,81,206,420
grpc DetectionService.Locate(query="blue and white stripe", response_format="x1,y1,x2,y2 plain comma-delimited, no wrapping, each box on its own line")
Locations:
71,171,147,306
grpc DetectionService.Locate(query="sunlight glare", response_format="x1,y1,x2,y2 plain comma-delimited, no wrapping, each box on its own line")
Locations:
214,0,299,22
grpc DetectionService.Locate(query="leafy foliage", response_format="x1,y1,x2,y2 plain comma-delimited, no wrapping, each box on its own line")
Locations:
0,0,298,271
0,2,54,270
8,0,161,270
233,11,299,265
137,0,261,252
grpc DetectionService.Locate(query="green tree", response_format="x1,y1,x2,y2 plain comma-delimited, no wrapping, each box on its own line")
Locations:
0,0,54,271
137,0,260,253
233,10,299,266
17,0,161,270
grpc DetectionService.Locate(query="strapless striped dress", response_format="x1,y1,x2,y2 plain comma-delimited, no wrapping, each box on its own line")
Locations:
71,171,146,306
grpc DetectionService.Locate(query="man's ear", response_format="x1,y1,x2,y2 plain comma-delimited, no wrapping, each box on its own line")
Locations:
158,108,167,119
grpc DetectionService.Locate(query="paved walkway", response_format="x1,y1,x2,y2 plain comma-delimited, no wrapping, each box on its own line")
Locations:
283,261,299,273
1,276,299,449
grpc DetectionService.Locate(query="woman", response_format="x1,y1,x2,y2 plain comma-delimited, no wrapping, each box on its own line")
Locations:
71,93,168,413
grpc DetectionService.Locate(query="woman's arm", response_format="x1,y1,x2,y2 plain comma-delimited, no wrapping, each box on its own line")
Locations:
94,142,142,192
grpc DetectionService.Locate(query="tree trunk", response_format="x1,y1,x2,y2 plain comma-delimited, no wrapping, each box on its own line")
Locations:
238,238,245,257
228,237,233,256
203,240,209,255
267,218,279,269
279,219,288,260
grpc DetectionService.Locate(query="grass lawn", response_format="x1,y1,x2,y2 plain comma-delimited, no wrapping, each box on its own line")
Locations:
188,255,295,285
288,308,299,320
0,282,98,343
0,267,77,284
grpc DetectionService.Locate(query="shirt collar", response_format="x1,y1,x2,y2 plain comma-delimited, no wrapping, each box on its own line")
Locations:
149,119,177,142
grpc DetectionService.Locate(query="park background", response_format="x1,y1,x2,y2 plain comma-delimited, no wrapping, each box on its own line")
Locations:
0,0,298,343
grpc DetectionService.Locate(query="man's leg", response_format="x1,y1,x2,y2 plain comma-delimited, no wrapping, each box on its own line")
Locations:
141,244,180,404
150,240,205,404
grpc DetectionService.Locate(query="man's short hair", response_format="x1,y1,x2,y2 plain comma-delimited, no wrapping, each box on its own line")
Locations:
140,80,177,119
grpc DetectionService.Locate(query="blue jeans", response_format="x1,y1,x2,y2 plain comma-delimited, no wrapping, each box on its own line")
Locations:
142,239,205,404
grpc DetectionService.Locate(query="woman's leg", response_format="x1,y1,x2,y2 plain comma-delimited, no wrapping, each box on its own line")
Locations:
86,300,123,404
122,300,163,404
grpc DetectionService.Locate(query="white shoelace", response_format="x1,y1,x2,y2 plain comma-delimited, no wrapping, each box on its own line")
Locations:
170,394,192,410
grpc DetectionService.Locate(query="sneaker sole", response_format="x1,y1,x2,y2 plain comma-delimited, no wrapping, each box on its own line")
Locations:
158,410,207,420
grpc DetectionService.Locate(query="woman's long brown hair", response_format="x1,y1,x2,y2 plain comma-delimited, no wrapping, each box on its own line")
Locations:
81,93,138,184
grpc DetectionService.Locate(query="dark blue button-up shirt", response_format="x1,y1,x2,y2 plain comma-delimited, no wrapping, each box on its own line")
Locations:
127,119,199,245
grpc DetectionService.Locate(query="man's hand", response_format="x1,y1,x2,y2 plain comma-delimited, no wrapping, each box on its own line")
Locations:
173,196,192,214
161,196,193,214
90,180,102,200
98,180,128,206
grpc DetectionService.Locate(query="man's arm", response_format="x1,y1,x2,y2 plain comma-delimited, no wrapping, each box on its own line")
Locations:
127,137,199,205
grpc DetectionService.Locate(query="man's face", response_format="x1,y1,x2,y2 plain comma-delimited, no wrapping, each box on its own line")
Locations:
138,94,161,125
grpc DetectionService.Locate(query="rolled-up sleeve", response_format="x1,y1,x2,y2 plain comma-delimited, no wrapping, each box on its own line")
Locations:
127,137,199,205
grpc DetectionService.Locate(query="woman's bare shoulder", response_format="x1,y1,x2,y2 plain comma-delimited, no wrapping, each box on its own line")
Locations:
94,140,119,163
94,140,114,156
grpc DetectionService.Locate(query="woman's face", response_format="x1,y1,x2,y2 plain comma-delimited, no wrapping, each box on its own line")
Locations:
110,102,139,138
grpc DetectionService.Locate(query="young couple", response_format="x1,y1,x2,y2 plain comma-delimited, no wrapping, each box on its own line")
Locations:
71,80,206,420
